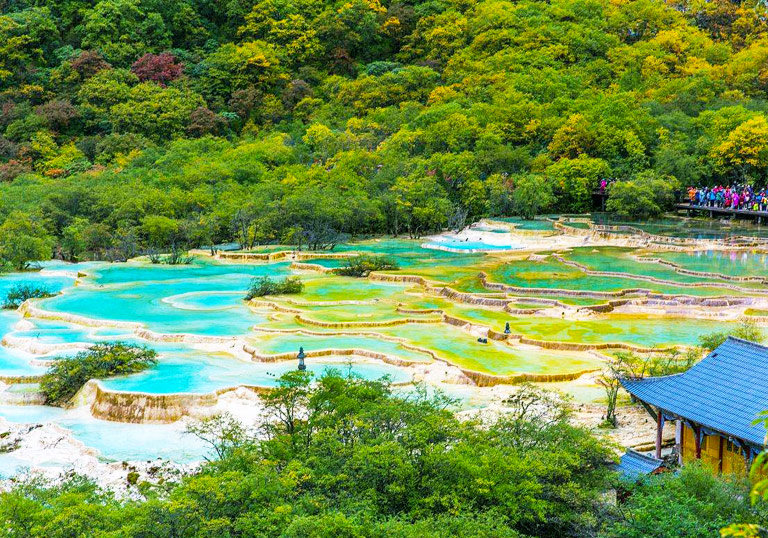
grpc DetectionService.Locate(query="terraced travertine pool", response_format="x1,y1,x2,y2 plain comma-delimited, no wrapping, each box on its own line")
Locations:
483,257,762,296
2,217,768,466
653,250,768,278
591,215,768,239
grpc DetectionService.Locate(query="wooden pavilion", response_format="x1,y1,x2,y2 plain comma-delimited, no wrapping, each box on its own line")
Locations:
621,337,768,474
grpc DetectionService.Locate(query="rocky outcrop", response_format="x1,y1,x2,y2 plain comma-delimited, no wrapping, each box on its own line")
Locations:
0,417,195,498
289,261,333,273
518,337,671,353
216,250,291,261
552,220,591,236
216,250,356,263
396,306,444,315
246,300,303,314
133,328,238,345
368,272,431,285
0,375,43,384
1,334,88,355
437,287,509,308
0,388,45,405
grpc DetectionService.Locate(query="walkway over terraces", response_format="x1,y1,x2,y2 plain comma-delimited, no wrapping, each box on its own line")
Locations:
675,203,768,223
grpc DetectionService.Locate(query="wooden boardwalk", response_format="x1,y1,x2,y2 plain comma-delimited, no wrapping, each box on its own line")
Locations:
675,203,768,222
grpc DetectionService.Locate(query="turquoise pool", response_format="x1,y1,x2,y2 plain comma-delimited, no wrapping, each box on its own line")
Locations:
423,237,521,251
101,350,412,394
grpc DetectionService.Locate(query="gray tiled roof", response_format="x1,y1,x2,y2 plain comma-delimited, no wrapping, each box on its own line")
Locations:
613,449,664,479
621,337,768,446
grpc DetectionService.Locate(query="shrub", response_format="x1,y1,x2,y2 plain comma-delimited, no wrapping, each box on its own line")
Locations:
605,463,759,538
0,211,55,270
126,472,140,485
3,283,54,309
245,276,304,299
333,255,399,277
699,317,764,351
512,173,554,219
40,343,158,406
606,172,679,220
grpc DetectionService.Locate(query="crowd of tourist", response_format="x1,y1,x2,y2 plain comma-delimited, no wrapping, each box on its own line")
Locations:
688,185,768,212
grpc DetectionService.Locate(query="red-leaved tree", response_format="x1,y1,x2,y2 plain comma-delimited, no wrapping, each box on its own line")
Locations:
71,51,111,78
131,53,184,87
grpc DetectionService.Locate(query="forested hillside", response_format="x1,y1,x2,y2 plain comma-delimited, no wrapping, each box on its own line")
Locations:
1,0,768,262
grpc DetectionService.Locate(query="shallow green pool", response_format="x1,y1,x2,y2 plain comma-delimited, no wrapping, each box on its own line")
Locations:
484,256,755,296
489,217,556,231
654,250,768,278
561,247,752,285
592,214,768,239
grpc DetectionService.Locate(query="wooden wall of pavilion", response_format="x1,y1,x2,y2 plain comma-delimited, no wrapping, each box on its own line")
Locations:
680,424,747,475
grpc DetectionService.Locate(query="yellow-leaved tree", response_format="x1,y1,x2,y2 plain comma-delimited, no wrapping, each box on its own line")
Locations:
711,116,768,181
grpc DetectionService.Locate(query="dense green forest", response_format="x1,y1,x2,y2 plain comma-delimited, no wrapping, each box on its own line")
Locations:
3,372,766,537
1,0,768,263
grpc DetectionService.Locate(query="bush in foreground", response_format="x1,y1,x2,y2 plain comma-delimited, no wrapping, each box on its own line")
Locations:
604,463,763,538
334,255,399,277
2,283,54,309
3,373,768,536
2,375,616,537
245,276,304,299
40,343,158,406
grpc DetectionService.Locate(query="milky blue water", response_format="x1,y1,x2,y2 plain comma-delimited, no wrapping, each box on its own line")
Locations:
0,312,49,376
164,291,244,311
0,266,79,298
101,351,411,394
62,418,211,462
423,237,520,251
33,259,296,337
12,319,131,346
0,262,84,376
0,404,211,469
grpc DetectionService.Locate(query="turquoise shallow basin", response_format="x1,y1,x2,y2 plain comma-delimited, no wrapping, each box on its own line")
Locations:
100,350,412,394
490,217,555,230
39,259,288,336
0,405,210,466
423,236,521,251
